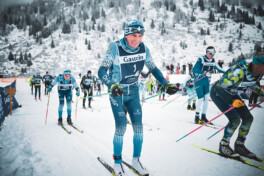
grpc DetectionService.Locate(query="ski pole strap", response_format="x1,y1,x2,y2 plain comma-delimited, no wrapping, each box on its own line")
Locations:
176,106,235,142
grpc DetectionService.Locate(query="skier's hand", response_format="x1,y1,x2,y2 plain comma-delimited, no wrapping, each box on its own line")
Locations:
165,83,178,95
81,88,84,93
183,87,187,93
110,83,123,97
47,85,52,92
232,99,245,108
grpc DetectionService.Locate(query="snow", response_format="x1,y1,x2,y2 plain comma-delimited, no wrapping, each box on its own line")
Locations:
1,77,264,176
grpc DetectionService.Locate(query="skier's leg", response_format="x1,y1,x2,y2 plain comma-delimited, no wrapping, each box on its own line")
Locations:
236,106,253,142
83,90,87,107
210,86,241,143
109,95,127,164
66,90,72,117
58,91,65,118
126,94,143,158
195,82,204,120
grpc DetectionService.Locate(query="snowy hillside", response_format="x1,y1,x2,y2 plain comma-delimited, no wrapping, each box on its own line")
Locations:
0,0,263,76
0,77,264,176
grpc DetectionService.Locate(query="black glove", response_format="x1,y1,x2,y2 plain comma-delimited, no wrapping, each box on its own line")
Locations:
183,87,187,93
165,83,178,95
110,83,123,97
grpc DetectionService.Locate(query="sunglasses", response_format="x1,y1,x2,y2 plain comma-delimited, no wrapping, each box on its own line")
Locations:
64,75,70,78
209,52,215,56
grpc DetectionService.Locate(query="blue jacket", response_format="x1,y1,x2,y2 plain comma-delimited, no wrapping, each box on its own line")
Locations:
192,55,225,83
50,74,79,92
98,37,168,96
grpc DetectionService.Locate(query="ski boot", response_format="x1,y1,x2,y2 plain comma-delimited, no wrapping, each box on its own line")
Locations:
67,116,73,125
187,104,192,110
114,163,126,176
83,103,86,109
159,97,162,101
201,114,213,125
192,103,196,110
194,113,200,124
132,158,149,175
58,118,63,126
163,98,166,101
219,140,240,158
234,139,256,158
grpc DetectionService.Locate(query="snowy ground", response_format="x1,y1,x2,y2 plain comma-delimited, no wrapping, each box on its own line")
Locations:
0,76,264,176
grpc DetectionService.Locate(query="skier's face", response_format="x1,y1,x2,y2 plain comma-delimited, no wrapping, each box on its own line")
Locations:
206,52,214,59
253,64,264,75
64,74,70,80
125,33,143,48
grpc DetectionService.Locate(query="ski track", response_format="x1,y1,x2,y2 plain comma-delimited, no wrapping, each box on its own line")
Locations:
0,78,264,176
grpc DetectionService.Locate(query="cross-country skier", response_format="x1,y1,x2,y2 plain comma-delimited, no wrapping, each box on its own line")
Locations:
33,72,42,100
98,19,178,176
182,72,196,110
42,71,53,95
192,46,225,124
29,74,35,95
47,69,80,125
96,78,102,95
80,70,94,108
210,52,264,158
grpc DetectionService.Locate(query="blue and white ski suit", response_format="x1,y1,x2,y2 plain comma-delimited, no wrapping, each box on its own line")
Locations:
98,37,168,163
182,74,196,105
192,55,225,117
50,74,79,118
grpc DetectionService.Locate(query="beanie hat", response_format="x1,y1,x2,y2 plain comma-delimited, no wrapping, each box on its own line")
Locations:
124,19,145,36
87,70,92,74
63,69,71,75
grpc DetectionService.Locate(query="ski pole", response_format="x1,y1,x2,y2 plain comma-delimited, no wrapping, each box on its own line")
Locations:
45,92,50,125
75,96,78,121
140,92,165,102
207,99,264,140
162,93,182,108
176,106,235,142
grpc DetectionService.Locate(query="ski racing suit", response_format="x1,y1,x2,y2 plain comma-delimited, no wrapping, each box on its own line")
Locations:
182,73,197,106
50,74,79,118
98,37,168,164
80,75,94,107
34,75,42,99
192,55,225,118
210,63,263,142
43,74,53,95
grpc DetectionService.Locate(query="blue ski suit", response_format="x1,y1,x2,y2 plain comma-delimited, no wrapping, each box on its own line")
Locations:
98,37,168,164
50,74,79,118
192,55,225,117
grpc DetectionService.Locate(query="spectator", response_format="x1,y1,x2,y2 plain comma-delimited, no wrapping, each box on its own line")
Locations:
170,63,174,74
176,63,180,74
182,63,186,74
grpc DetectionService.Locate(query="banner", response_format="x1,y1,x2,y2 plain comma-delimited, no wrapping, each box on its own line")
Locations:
0,81,19,128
